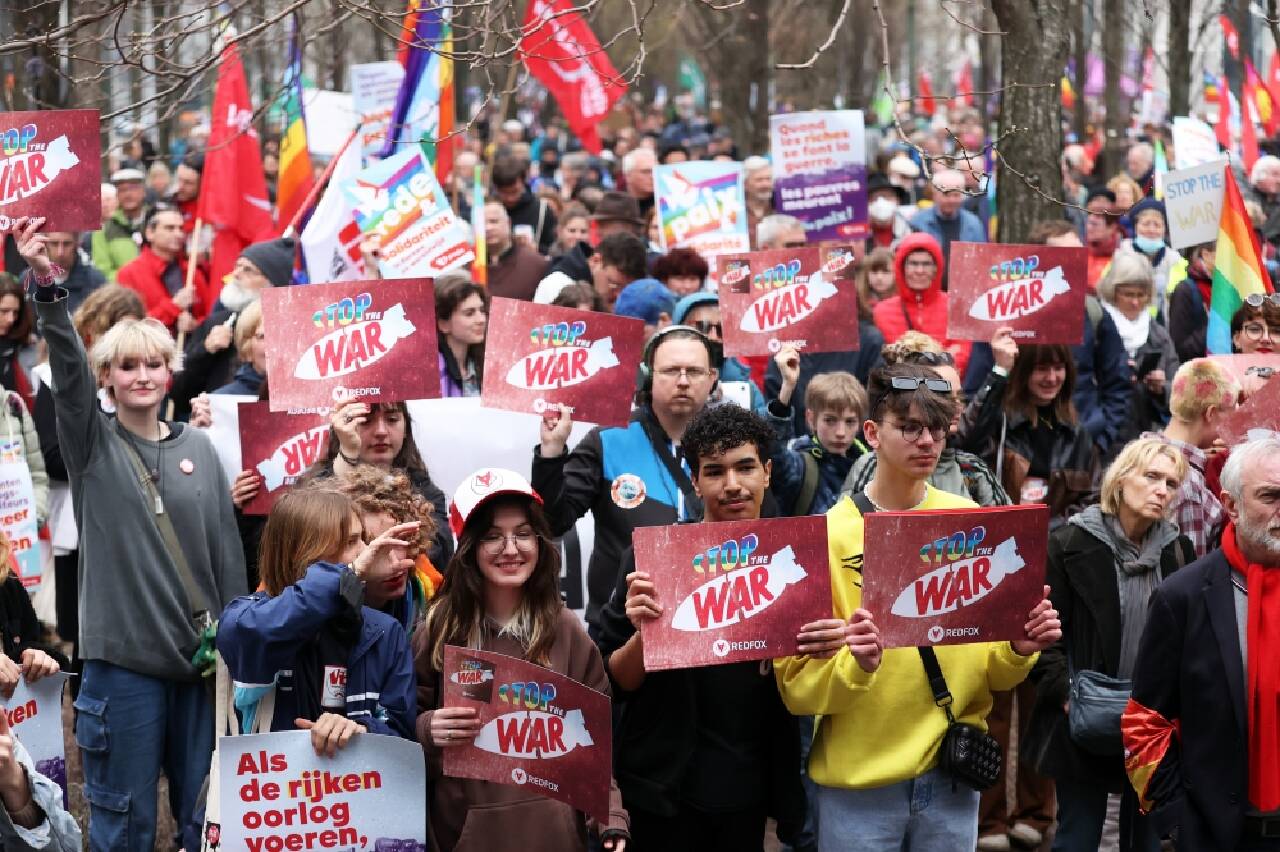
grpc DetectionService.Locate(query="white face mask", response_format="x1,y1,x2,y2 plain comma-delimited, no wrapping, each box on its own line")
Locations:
868,197,898,223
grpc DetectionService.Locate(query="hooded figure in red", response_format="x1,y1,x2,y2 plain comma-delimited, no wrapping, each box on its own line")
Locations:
871,232,972,375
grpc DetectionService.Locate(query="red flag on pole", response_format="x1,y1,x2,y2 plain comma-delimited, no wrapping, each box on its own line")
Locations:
1217,74,1234,154
954,61,974,109
917,72,935,117
1221,15,1241,59
519,0,626,154
198,42,275,293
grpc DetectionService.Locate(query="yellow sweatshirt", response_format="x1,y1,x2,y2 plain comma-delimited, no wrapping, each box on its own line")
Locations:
775,486,1038,790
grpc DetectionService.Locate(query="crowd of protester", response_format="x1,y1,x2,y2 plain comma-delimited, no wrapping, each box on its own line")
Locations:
0,96,1273,852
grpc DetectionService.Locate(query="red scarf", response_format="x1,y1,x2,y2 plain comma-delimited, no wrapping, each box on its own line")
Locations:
1222,522,1280,811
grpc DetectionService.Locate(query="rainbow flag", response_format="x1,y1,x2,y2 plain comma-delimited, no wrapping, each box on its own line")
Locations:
1152,139,1168,200
276,16,315,231
471,163,486,286
1208,167,1274,353
382,0,453,188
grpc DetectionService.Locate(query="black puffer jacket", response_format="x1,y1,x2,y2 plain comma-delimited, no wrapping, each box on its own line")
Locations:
957,371,1099,527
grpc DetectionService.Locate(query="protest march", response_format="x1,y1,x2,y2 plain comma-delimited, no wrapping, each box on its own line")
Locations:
2,2,1280,851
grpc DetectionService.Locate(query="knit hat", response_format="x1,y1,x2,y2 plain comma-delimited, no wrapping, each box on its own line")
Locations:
449,468,542,537
1128,196,1167,229
672,291,718,325
614,278,676,324
240,238,297,287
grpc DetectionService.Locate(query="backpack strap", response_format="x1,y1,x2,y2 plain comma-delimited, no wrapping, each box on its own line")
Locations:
794,449,821,516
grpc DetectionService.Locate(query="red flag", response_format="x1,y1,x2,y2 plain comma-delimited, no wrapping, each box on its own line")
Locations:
1270,52,1280,95
1217,74,1234,153
519,0,626,154
397,0,420,67
198,42,275,293
1221,15,1241,60
917,72,935,117
1242,77,1261,171
954,61,973,109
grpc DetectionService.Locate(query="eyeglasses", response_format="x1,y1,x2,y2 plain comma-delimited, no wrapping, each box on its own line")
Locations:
691,320,722,337
1244,293,1280,308
1241,321,1280,341
478,531,538,554
655,366,713,381
891,419,948,444
901,350,955,368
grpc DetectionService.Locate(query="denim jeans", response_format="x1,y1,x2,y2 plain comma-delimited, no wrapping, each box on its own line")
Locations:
75,660,214,852
1052,776,1158,852
815,766,980,851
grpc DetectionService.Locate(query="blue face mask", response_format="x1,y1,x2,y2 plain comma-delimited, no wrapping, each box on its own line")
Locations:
1133,235,1164,254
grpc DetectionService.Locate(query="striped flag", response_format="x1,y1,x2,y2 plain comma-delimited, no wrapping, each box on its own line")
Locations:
1208,167,1274,353
1152,139,1168,200
471,163,486,286
382,0,453,187
277,16,315,230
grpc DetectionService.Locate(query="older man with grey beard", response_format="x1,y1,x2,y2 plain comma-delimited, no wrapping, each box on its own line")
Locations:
1123,435,1280,851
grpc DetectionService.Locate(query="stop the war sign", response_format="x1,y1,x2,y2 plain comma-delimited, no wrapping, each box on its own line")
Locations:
261,278,440,411
861,505,1048,648
0,110,101,232
717,246,861,357
946,243,1086,344
238,402,330,515
442,646,612,823
481,298,646,427
634,516,833,670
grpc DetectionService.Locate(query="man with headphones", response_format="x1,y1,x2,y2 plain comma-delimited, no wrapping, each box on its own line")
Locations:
533,325,719,626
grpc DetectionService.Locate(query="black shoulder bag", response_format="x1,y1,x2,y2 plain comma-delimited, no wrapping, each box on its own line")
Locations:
852,490,1002,791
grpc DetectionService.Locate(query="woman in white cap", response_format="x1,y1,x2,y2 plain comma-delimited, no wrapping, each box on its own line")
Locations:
414,468,630,852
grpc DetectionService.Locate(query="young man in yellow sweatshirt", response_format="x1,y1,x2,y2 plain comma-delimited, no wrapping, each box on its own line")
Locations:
775,362,1062,851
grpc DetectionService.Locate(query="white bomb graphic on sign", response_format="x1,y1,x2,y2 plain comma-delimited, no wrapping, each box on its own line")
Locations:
0,135,79,206
741,273,840,334
967,266,1070,323
891,533,1026,619
474,709,594,759
255,425,330,491
295,301,416,381
671,544,809,631
506,336,620,390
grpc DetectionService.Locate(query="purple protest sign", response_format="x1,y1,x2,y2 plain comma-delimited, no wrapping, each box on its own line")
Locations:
770,111,868,242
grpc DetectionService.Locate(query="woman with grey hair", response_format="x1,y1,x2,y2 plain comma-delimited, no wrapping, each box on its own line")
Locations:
1097,251,1179,440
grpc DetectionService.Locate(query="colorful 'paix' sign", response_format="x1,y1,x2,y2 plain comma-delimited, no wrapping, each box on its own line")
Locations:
769,110,868,242
343,146,474,278
634,516,833,670
0,110,100,232
861,505,1049,648
946,243,1086,344
218,730,426,852
717,245,861,357
4,673,71,798
655,161,750,257
238,402,331,515
442,646,612,823
481,298,646,427
261,277,441,411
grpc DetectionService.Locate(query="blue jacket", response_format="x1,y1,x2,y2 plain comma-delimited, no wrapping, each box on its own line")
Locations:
212,362,265,397
216,562,416,739
908,206,987,247
719,356,767,415
766,401,863,516
963,300,1132,455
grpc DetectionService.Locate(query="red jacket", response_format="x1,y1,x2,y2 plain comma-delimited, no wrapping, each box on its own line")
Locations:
116,246,211,329
871,232,972,375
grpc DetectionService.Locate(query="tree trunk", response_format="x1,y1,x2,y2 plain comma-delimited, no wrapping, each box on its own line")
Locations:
1072,0,1090,139
696,0,770,154
1168,0,1191,119
990,0,1069,242
1101,0,1125,178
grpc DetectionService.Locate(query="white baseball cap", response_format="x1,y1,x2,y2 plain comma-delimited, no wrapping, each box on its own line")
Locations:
449,468,542,537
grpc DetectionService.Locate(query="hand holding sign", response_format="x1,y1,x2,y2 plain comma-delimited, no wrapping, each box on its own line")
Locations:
429,706,482,748
294,713,365,758
991,326,1019,371
773,344,802,406
0,707,30,821
0,656,18,700
846,608,883,673
231,470,262,510
8,217,53,280
539,404,574,458
624,570,663,632
1010,585,1062,657
17,650,58,686
794,618,847,658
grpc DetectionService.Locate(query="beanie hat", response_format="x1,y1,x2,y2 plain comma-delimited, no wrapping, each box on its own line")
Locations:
614,278,676,324
1128,196,1168,229
672,291,719,325
240,238,297,287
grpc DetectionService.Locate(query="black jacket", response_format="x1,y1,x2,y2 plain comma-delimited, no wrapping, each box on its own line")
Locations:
763,329,886,436
1167,276,1208,363
0,574,68,668
1122,550,1253,850
504,187,558,255
590,549,805,840
1023,522,1192,786
169,302,241,419
957,372,1099,526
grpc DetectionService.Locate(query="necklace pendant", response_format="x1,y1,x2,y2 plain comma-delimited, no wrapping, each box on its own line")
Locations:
154,493,164,515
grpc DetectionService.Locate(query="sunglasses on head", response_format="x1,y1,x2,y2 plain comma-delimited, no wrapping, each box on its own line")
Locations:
901,350,955,368
1244,293,1280,308
869,375,953,417
691,320,722,337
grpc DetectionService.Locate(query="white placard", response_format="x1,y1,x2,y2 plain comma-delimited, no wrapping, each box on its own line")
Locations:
1164,159,1228,249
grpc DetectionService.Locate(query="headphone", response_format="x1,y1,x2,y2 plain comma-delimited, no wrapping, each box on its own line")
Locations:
635,324,718,403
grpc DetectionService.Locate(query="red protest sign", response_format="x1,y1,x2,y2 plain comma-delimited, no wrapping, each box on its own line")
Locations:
481,298,646,427
634,516,833,670
237,401,330,515
717,246,861,357
946,243,1086,344
1208,354,1280,387
261,278,440,411
1219,373,1280,446
0,110,101,232
861,505,1049,648
442,646,612,823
